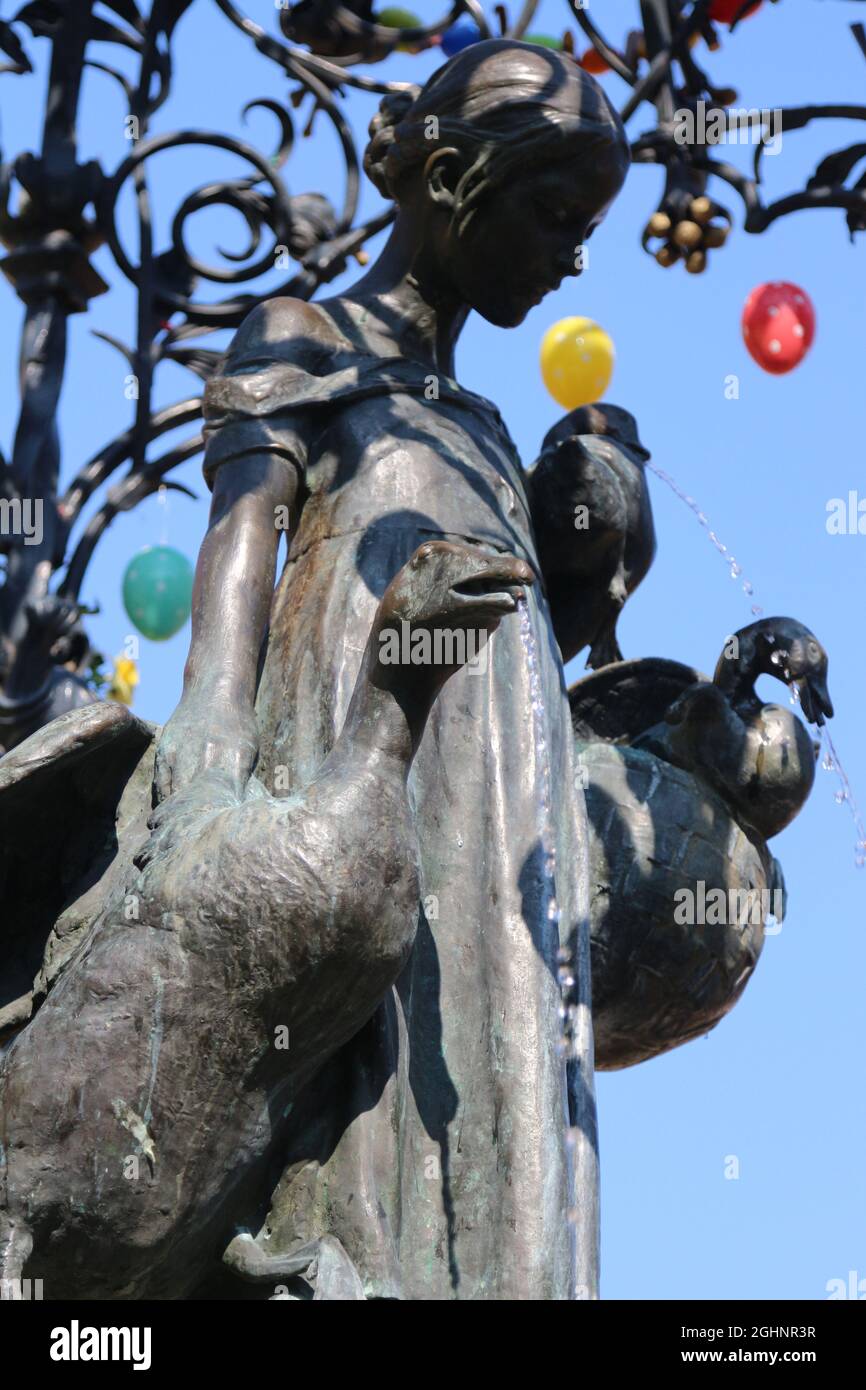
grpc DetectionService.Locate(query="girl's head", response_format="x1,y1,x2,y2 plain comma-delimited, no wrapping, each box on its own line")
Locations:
364,39,629,326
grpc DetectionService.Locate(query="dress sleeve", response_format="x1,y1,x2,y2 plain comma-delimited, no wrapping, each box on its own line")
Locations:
201,298,317,492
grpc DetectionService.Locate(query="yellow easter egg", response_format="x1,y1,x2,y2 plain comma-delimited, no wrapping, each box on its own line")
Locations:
540,316,615,410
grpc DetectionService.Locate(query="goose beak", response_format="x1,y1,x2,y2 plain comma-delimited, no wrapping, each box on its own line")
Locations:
797,672,834,727
448,555,535,615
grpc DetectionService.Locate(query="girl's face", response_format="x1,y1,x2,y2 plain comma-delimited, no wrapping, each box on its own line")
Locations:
438,146,627,327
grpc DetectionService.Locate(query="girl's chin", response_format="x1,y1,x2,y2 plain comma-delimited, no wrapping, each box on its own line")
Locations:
475,291,542,328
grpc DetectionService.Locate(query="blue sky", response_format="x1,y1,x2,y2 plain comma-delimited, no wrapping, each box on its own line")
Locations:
1,0,863,1299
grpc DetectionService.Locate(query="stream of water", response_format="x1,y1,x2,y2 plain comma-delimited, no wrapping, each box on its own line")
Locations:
518,602,574,1045
646,461,866,868
516,462,862,1286
518,600,587,1259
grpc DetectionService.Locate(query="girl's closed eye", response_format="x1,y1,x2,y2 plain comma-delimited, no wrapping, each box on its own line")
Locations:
535,198,570,227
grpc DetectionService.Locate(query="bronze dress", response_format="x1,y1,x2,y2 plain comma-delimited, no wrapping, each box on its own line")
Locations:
203,297,596,1300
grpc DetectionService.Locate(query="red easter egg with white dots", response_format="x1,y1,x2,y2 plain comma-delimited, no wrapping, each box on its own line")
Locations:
741,282,815,375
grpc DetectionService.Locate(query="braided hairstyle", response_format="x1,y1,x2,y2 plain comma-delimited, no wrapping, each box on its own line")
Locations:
363,39,628,234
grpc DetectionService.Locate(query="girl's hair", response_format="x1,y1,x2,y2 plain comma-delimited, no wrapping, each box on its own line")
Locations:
363,39,629,231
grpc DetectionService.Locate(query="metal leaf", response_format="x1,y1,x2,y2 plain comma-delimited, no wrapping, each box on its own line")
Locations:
151,0,195,42
88,14,143,49
83,56,135,101
808,142,866,190
846,169,866,236
95,0,145,32
13,0,64,40
91,329,136,368
162,346,223,380
0,17,32,70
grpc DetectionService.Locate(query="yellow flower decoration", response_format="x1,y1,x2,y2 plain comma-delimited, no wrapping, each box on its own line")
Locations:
108,656,140,706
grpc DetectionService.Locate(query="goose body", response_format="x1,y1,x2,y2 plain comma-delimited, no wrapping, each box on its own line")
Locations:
0,541,531,1300
566,619,832,1069
635,618,833,839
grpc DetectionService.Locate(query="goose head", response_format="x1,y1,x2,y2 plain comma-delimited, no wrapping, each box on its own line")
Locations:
381,540,533,630
713,617,834,727
371,541,534,691
778,625,834,726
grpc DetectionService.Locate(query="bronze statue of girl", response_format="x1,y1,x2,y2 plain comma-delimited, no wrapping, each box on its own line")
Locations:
148,38,629,1300
0,38,629,1301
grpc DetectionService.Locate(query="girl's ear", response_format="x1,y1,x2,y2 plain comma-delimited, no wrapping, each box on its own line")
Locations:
422,148,463,209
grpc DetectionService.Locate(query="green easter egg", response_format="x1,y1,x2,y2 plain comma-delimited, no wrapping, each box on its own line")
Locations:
122,545,194,641
525,34,563,49
378,7,422,27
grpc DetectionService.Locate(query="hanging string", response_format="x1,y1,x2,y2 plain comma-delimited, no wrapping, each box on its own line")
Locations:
157,484,169,547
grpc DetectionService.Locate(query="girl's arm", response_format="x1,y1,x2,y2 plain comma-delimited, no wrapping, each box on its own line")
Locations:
153,452,299,802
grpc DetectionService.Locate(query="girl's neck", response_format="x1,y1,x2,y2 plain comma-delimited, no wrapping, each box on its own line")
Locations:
342,216,468,377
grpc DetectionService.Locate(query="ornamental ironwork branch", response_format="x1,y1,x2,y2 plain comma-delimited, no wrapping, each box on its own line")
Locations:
0,0,864,750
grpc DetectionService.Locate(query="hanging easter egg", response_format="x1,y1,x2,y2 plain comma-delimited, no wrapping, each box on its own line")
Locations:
122,545,194,641
579,48,610,75
540,317,615,410
441,15,481,56
377,6,423,50
709,0,762,24
525,34,562,50
377,6,421,26
741,282,815,375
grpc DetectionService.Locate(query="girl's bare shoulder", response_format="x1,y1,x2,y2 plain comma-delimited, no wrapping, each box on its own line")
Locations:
226,296,349,370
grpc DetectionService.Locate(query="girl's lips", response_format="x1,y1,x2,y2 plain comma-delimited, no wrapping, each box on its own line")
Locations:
521,274,565,304
519,284,545,305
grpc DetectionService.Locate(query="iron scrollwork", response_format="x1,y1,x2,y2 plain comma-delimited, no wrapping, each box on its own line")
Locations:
0,0,863,749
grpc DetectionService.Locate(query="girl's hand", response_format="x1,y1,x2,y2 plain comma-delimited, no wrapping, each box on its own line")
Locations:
153,691,259,803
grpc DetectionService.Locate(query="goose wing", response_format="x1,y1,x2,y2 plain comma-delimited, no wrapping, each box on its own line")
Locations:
0,703,154,1039
569,657,707,744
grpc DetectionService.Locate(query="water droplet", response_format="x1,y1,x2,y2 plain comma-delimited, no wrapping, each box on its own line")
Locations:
752,605,764,617
743,580,754,596
729,561,742,579
822,755,835,772
835,790,848,804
